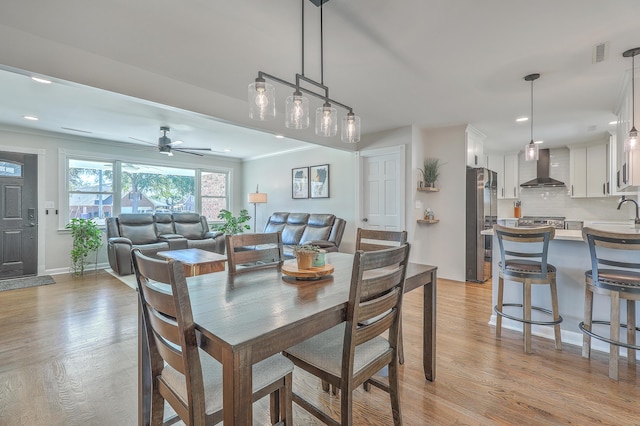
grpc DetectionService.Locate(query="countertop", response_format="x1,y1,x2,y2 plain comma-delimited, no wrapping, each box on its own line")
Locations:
482,221,640,241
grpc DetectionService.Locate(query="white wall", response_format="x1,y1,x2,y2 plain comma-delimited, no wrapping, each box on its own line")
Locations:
0,125,243,274
242,146,358,252
414,125,467,281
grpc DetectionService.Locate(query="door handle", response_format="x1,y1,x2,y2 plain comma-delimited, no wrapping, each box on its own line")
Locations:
26,223,36,227
362,218,368,222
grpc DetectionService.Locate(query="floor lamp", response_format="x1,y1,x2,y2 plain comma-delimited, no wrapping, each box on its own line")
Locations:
247,185,267,232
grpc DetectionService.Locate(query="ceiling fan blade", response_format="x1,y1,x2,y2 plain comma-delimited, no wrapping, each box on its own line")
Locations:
168,140,183,146
129,136,156,146
173,148,204,157
179,147,212,151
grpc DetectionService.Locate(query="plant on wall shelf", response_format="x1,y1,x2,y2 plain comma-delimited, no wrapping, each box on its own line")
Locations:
419,157,442,187
66,218,103,275
213,209,251,235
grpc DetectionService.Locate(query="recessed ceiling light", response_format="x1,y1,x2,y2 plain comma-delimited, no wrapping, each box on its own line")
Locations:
23,115,39,121
224,149,231,152
516,117,528,122
31,76,51,84
275,134,285,139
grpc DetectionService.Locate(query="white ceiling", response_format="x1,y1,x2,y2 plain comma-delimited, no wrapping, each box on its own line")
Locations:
0,0,639,158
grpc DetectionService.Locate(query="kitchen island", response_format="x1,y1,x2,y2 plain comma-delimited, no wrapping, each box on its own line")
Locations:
482,222,640,357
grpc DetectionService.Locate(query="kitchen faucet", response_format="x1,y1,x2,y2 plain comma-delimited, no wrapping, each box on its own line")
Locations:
616,196,640,225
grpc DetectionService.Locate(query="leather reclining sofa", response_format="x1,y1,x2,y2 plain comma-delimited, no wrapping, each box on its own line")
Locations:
263,212,346,258
106,212,224,275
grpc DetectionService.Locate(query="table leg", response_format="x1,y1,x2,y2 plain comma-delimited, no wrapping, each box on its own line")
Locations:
423,271,436,381
222,348,253,425
138,295,151,426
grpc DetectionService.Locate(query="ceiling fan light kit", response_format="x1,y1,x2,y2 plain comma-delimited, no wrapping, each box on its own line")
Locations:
156,126,212,157
524,73,540,162
623,47,640,152
248,0,361,143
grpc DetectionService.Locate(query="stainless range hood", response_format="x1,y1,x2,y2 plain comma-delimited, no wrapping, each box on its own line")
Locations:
520,148,565,188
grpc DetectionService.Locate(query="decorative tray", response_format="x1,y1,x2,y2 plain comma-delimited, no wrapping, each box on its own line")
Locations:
282,263,334,280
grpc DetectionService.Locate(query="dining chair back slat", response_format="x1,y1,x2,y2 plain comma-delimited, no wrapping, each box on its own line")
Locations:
356,229,408,252
225,232,284,274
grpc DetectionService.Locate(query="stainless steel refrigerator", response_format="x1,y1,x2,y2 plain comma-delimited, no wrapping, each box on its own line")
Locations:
465,167,497,282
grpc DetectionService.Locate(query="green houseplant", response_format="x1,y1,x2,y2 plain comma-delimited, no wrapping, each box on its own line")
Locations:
213,209,251,235
66,218,103,275
419,157,442,187
293,244,322,269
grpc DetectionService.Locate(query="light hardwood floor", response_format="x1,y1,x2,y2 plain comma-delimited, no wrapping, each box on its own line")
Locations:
0,270,638,425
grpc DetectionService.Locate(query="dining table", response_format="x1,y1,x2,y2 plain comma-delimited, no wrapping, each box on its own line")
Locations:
138,252,437,425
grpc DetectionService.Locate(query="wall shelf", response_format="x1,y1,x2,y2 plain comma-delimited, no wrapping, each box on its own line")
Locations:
417,219,439,224
417,187,439,192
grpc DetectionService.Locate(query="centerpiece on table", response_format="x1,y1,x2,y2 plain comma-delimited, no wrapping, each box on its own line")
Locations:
292,244,324,270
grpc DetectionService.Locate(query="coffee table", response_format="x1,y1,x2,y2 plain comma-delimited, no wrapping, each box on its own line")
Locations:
157,248,227,277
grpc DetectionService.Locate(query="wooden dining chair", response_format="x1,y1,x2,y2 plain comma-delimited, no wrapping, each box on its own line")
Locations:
356,228,409,365
225,232,284,274
284,244,411,426
132,249,294,425
355,228,408,252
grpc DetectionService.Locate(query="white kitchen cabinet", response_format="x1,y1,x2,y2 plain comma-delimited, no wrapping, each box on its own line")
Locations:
568,143,609,198
466,125,485,168
486,153,519,199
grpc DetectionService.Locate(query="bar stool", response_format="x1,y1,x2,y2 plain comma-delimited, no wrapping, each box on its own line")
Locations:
493,224,563,353
580,227,640,380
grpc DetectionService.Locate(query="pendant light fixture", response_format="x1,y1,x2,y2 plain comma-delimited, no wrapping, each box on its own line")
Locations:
524,73,540,161
248,0,360,143
623,47,640,152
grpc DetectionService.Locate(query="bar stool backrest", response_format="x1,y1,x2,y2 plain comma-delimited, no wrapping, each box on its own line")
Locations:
493,224,555,280
582,226,640,293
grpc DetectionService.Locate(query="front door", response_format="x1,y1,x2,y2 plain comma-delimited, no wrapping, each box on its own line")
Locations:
0,152,37,278
360,150,403,231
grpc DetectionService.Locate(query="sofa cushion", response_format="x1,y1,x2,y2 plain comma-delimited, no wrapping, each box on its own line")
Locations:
154,213,175,235
287,213,310,225
173,213,205,239
300,226,331,244
264,212,288,234
282,224,306,245
118,214,158,245
308,214,335,227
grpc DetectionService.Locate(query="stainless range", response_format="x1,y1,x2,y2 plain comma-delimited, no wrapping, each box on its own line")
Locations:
517,216,566,229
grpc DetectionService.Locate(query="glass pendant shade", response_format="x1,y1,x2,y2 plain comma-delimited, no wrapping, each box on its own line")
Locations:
341,112,361,143
316,103,337,137
248,78,276,121
524,141,539,161
285,92,309,129
624,127,638,152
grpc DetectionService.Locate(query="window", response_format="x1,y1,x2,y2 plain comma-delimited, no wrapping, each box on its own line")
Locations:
121,163,195,214
200,171,229,221
68,159,114,225
63,153,231,227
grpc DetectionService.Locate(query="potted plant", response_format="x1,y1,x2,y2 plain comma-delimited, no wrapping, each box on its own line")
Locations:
212,209,251,235
419,157,442,188
66,217,103,275
293,244,321,270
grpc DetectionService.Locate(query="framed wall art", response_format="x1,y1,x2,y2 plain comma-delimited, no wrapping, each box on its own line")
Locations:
310,164,329,198
292,167,309,199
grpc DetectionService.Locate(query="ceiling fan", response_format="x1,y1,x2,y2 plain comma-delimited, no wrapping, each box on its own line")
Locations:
131,126,213,156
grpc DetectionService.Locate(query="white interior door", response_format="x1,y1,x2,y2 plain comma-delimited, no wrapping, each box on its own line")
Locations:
359,148,403,231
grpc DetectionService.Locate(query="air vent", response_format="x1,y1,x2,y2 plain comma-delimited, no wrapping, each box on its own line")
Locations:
593,42,608,63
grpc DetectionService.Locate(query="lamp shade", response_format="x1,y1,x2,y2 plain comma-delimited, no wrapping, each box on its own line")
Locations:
248,192,268,204
285,92,309,129
248,78,276,121
316,103,337,137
